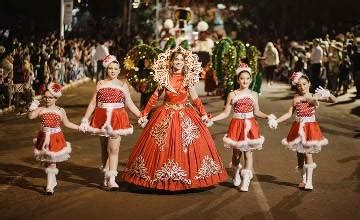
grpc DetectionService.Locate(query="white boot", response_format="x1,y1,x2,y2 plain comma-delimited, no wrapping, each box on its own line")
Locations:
304,163,317,191
45,167,59,195
296,166,306,189
232,164,242,187
240,169,253,192
102,168,109,187
105,170,119,190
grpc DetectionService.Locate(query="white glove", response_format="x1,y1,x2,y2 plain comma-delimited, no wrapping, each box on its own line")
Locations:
29,100,40,111
267,114,278,129
201,115,214,127
315,86,331,99
79,118,90,133
138,116,149,128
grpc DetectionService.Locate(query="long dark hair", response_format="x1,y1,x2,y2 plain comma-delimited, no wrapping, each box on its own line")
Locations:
169,51,188,76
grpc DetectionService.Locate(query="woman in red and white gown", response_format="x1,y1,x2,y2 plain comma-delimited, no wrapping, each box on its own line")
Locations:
122,47,227,191
277,72,336,190
80,55,141,190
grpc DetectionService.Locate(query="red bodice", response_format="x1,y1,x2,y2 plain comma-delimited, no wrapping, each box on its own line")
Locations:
97,88,125,103
232,97,254,113
40,112,62,128
294,101,315,117
164,74,189,104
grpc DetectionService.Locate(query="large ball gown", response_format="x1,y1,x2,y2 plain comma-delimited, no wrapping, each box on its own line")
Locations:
123,73,227,191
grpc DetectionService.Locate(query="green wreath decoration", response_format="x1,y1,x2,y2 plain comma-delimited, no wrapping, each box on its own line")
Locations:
248,46,262,93
212,39,262,94
123,44,160,94
163,37,176,51
233,40,247,62
212,38,237,94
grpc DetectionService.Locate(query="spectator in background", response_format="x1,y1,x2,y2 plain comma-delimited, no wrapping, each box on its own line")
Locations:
262,42,279,86
338,53,351,95
1,46,13,107
309,39,323,92
23,52,35,109
12,45,25,113
327,42,343,95
94,41,109,82
351,38,360,98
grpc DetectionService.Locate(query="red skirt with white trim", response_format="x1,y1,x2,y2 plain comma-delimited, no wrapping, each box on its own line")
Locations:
223,118,264,151
90,107,133,137
33,130,71,162
282,121,328,153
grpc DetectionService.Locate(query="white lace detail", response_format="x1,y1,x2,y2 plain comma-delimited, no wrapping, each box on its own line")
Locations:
125,156,151,180
150,112,174,151
151,159,191,185
152,46,201,93
180,112,199,152
194,155,222,179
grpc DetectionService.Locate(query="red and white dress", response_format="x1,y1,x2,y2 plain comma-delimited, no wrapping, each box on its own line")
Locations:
223,94,264,151
123,74,227,191
282,100,328,153
90,85,133,137
33,108,71,162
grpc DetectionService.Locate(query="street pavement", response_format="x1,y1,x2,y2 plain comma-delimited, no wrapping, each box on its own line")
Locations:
0,79,359,220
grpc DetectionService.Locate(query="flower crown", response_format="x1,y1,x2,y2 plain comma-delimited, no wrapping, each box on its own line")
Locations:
103,55,119,68
290,72,304,85
236,63,252,75
47,82,62,98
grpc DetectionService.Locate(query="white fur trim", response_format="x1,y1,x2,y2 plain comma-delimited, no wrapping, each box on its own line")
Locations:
223,118,264,151
45,167,59,175
304,163,317,169
105,170,118,178
281,122,328,154
106,126,134,137
91,107,134,137
223,135,264,151
240,169,253,179
34,142,72,162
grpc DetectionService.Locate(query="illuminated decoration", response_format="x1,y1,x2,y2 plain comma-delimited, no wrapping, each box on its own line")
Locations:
212,38,237,94
212,39,261,94
247,46,262,93
124,43,160,94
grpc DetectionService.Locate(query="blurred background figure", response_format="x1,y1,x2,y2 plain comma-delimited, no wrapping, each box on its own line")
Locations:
262,42,279,86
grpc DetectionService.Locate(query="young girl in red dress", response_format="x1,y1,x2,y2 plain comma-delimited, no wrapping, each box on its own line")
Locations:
80,55,141,190
211,63,277,192
28,82,80,194
276,72,336,190
122,46,227,191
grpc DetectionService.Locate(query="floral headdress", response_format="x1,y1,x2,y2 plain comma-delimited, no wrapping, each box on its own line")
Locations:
152,46,202,93
102,55,119,68
236,63,252,75
290,71,304,85
47,82,62,98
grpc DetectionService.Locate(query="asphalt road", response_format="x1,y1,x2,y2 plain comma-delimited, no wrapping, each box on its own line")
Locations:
0,80,359,220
